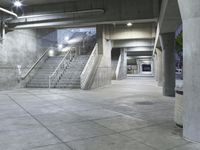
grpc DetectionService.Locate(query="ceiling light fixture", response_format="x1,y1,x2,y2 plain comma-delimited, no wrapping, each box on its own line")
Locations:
65,36,70,43
14,0,22,7
127,22,133,27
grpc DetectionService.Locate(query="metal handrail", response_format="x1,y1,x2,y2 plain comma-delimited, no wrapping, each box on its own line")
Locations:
80,43,98,89
49,47,76,88
21,47,52,80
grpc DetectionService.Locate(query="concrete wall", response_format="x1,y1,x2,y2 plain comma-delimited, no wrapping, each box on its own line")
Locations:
0,29,57,90
91,25,113,89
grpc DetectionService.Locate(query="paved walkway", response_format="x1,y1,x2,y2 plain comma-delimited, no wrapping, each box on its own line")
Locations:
0,78,199,150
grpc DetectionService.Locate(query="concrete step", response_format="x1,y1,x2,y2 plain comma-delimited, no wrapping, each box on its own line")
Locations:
58,81,80,85
55,84,80,88
26,85,49,88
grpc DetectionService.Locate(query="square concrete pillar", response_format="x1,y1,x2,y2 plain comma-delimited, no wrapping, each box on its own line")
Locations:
159,33,175,97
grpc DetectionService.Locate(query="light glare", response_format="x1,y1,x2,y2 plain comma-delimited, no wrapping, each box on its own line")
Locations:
14,1,22,7
65,36,69,42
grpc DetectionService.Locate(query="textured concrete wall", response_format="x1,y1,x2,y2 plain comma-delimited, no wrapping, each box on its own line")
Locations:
0,29,57,90
92,25,112,89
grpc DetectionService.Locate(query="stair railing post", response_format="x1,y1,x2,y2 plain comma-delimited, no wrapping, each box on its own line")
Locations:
70,49,72,61
49,77,51,89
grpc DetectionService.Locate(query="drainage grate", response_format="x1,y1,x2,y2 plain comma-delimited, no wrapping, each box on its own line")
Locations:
134,101,154,105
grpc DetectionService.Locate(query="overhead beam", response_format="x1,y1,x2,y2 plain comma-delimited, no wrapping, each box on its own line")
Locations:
10,9,105,23
8,18,157,30
113,39,154,48
127,46,153,52
127,51,153,56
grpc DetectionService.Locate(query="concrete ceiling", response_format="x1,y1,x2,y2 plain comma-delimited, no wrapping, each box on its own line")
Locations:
0,0,76,7
4,0,159,29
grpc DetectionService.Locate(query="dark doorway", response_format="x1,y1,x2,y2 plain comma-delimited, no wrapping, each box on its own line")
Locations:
142,64,151,72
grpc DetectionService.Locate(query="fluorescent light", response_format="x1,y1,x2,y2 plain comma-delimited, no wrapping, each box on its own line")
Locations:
14,1,22,7
127,22,133,27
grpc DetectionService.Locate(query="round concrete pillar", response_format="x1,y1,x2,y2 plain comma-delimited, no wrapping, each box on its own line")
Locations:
160,33,175,97
178,0,200,143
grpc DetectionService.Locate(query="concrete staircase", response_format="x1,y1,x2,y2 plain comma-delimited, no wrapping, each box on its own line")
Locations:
55,55,90,88
26,55,89,88
26,56,64,88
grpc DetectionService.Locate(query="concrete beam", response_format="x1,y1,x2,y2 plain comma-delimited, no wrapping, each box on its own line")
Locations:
113,39,154,48
153,0,181,54
178,0,200,143
127,46,153,52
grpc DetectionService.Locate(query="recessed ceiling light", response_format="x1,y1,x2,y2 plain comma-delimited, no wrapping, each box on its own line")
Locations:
127,22,133,27
14,1,22,7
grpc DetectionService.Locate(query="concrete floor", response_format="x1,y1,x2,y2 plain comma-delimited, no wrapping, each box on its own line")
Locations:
0,78,199,150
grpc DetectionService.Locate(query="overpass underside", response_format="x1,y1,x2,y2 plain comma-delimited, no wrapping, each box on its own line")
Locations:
1,0,200,147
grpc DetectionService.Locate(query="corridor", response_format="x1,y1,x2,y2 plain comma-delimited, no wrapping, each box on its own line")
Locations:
0,78,198,150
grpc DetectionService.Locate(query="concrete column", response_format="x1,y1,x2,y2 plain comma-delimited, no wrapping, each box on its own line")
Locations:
160,33,175,97
0,21,5,43
156,48,163,86
178,0,200,143
91,25,112,89
153,55,157,80
96,25,104,55
118,48,127,79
